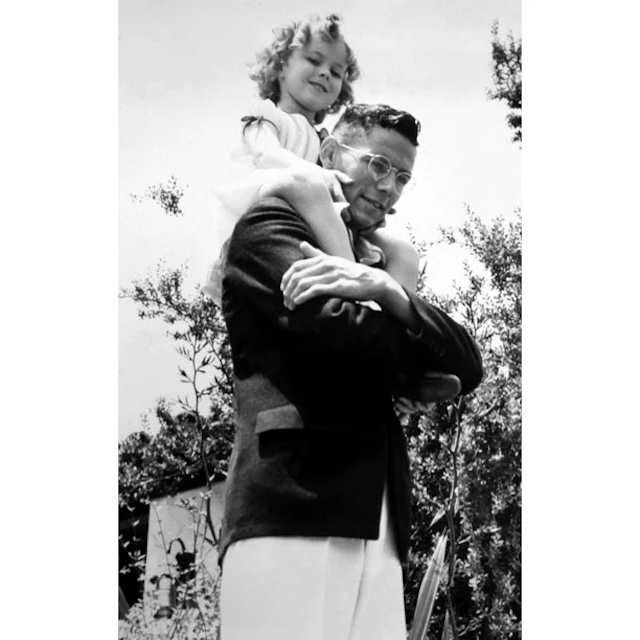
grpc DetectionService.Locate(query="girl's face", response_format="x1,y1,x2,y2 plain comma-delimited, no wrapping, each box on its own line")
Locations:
278,33,348,122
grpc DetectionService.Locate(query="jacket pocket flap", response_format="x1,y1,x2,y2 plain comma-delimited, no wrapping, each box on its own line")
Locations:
255,404,304,434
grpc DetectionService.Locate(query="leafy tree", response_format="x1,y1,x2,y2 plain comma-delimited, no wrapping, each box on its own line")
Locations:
405,209,522,638
488,21,522,144
119,212,237,617
130,176,186,217
119,257,236,503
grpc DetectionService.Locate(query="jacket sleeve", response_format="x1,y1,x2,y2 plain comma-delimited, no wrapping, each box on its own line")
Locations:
224,199,483,394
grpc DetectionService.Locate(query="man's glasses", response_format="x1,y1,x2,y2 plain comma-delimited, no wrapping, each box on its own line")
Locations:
337,142,413,195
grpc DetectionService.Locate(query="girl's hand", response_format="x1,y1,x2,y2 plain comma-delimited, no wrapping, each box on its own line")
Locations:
322,169,352,202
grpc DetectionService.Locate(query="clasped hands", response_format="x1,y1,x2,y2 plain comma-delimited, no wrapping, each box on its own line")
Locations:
281,241,388,311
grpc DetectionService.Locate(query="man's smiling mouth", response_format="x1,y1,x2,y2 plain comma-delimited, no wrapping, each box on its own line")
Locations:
361,195,385,211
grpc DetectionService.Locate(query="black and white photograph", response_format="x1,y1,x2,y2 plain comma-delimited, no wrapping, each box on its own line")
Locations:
8,1,640,638
118,1,521,638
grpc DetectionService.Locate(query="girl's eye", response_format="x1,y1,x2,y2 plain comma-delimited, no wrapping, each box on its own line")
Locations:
307,58,320,66
331,71,343,80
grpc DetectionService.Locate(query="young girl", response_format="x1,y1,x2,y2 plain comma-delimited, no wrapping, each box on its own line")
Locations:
204,13,461,405
202,13,419,304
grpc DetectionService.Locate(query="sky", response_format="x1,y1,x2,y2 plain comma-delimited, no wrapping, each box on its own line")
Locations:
119,0,522,439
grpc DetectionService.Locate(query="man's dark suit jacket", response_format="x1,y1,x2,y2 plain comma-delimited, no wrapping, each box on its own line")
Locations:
219,196,483,564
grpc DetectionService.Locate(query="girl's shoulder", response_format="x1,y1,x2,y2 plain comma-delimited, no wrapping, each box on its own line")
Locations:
244,99,320,132
242,100,321,162
243,99,288,131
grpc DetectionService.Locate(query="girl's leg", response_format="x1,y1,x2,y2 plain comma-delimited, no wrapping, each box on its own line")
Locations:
259,169,356,261
366,229,420,291
368,230,462,405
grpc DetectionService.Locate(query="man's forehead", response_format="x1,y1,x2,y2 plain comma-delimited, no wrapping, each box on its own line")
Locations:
340,126,417,168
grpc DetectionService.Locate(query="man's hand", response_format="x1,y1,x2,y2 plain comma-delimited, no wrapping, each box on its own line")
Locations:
281,242,388,310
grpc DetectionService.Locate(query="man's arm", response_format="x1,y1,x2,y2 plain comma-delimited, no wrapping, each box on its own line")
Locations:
225,200,483,394
280,242,483,395
281,241,420,329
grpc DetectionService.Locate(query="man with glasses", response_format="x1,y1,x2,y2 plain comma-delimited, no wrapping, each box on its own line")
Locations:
218,103,483,640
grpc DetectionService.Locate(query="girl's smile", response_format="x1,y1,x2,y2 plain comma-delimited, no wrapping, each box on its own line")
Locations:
308,80,328,93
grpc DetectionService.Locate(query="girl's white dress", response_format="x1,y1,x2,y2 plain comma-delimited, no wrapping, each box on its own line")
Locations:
202,100,323,303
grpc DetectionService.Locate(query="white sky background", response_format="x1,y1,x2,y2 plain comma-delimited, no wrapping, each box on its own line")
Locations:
119,0,522,440
5,2,640,636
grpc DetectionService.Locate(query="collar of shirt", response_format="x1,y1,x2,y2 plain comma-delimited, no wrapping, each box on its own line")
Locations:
334,202,386,268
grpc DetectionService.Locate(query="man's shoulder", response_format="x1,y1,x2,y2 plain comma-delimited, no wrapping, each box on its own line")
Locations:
228,196,309,249
245,99,284,127
247,194,296,213
236,196,301,229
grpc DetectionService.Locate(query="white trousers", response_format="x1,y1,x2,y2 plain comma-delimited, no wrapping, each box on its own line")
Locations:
220,488,406,640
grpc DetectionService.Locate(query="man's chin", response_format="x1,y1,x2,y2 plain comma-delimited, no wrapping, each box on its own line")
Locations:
351,214,386,235
342,203,386,234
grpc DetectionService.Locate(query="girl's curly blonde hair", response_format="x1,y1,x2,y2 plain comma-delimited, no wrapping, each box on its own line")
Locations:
249,14,360,125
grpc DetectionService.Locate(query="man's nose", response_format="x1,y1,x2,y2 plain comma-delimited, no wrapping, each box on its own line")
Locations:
375,172,396,194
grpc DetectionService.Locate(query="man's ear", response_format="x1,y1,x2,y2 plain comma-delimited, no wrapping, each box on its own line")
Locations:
319,136,340,169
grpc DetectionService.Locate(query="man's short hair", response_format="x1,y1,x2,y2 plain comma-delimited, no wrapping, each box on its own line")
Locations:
332,104,421,146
